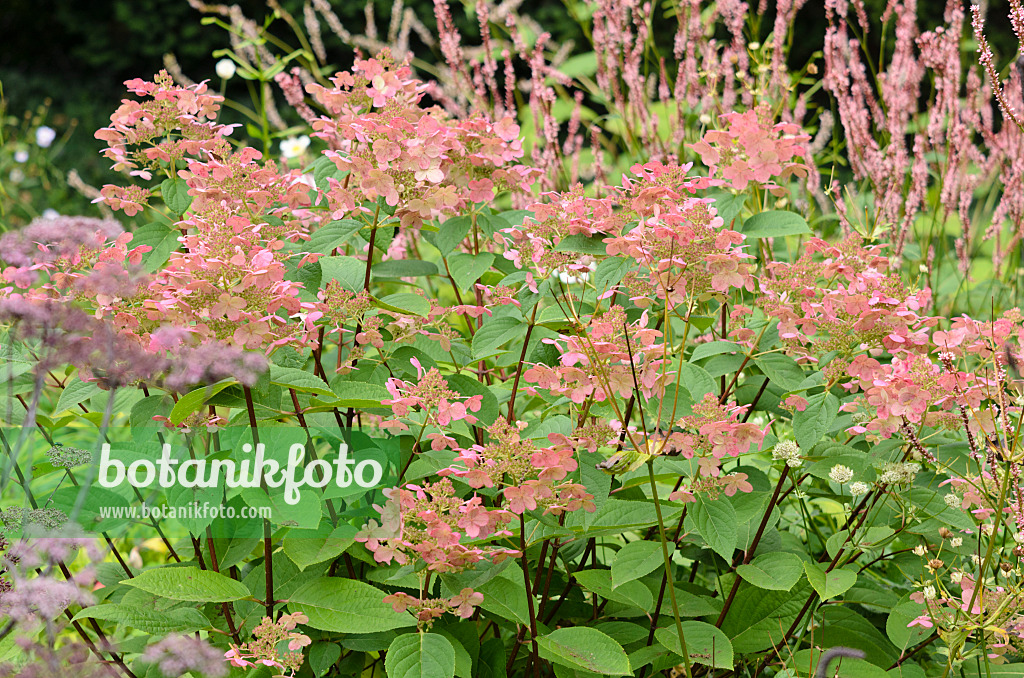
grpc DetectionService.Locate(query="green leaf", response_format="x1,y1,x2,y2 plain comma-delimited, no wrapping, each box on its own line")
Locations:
472,317,525,358
818,607,899,666
73,604,209,634
308,642,342,676
693,495,737,560
536,627,631,676
553,234,608,255
755,353,805,391
479,638,506,678
611,540,673,589
690,341,741,362
169,379,235,425
476,576,530,625
307,219,363,254
448,252,495,290
121,566,250,602
161,176,193,215
445,374,500,426
283,524,357,571
376,293,431,317
720,581,810,653
706,191,746,227
885,599,929,650
322,380,390,408
270,365,333,397
655,621,733,670
736,552,804,591
54,379,102,415
741,211,810,239
320,255,366,292
435,216,473,256
288,578,415,633
385,633,455,678
372,260,439,279
793,392,839,451
803,562,857,600
130,222,180,272
961,665,1024,678
572,569,654,612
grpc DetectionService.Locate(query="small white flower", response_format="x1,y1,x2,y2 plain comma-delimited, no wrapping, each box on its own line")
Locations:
950,570,964,583
971,554,981,566
772,441,799,461
849,481,870,497
35,126,56,148
8,168,25,183
981,523,995,536
280,135,311,159
557,259,597,285
829,464,854,484
1015,532,1024,544
950,537,963,548
922,585,936,600
786,457,803,468
943,493,960,508
42,209,60,220
215,58,237,80
13,149,29,163
913,544,927,557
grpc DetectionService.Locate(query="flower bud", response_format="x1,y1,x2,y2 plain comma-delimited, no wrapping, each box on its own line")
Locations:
216,58,237,80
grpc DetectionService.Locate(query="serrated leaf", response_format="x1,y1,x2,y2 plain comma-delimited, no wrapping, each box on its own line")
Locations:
322,380,390,408
168,380,235,425
793,392,839,451
553,234,608,255
736,552,804,591
54,379,102,415
611,540,673,589
803,562,857,600
270,365,333,397
385,633,455,678
448,252,495,290
283,524,357,571
573,569,654,611
755,353,805,391
536,627,631,676
130,222,181,272
161,176,193,215
376,293,431,317
73,604,209,634
435,216,473,256
655,621,733,669
121,566,250,602
372,259,439,278
476,576,530,625
288,578,416,633
320,255,366,292
693,495,737,560
691,341,741,362
308,642,342,676
741,211,810,239
306,219,363,255
471,317,524,358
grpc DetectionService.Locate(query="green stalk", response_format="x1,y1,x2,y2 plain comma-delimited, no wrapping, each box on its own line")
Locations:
648,460,693,678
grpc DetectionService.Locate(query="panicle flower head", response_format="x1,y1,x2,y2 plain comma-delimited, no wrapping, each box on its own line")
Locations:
829,464,854,484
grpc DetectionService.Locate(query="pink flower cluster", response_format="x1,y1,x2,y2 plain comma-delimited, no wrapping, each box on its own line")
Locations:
381,359,483,434
307,54,537,227
383,588,484,625
523,306,672,404
758,236,934,361
441,421,597,516
690,103,811,193
354,477,518,573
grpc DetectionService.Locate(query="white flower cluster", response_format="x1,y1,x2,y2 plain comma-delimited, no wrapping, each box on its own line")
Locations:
829,464,854,484
849,481,870,496
879,462,920,485
922,585,936,600
943,492,961,508
772,441,802,467
950,537,963,547
913,544,928,556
